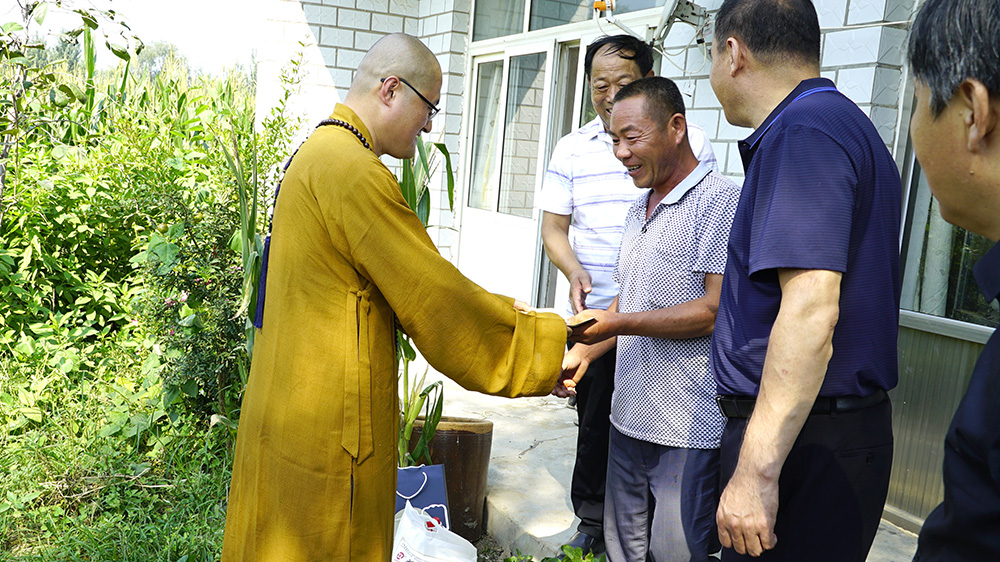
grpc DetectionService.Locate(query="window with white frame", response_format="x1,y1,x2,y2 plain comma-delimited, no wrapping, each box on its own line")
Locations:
467,53,549,219
901,164,999,328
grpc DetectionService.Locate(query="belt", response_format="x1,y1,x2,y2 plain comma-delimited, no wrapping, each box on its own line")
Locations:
716,389,887,419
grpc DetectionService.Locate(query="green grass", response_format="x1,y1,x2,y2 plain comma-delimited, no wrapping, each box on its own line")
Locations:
0,338,231,561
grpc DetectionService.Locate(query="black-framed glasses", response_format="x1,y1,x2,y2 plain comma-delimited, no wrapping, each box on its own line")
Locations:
381,76,440,120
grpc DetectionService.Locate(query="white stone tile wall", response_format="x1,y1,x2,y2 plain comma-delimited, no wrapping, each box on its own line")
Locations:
838,66,877,104
816,0,849,27
848,0,888,25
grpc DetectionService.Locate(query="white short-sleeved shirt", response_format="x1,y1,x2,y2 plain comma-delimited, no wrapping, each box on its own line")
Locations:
612,163,740,449
537,117,717,315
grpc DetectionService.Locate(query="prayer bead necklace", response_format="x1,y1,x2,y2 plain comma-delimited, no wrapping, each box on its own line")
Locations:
319,118,373,152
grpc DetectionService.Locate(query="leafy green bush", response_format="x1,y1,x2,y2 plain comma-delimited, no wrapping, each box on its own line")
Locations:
3,5,301,419
131,215,246,418
0,3,303,558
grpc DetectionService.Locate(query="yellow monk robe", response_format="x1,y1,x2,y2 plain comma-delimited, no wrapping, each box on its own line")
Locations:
220,104,567,562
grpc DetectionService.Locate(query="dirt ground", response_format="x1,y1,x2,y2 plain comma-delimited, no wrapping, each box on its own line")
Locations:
475,533,512,562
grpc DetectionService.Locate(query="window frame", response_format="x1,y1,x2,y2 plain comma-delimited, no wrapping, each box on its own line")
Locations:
895,70,997,343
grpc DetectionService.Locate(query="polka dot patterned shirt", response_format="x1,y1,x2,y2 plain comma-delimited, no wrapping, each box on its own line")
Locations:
612,164,740,449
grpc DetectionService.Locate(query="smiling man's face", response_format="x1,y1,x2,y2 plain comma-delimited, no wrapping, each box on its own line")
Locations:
589,45,646,131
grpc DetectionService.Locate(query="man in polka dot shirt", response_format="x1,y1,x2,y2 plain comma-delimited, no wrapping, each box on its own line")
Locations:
560,76,740,562
537,35,717,556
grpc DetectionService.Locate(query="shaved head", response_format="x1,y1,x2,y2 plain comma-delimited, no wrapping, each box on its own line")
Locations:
350,33,441,97
343,33,442,158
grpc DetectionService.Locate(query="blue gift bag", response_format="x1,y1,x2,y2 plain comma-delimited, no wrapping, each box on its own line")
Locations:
396,464,450,529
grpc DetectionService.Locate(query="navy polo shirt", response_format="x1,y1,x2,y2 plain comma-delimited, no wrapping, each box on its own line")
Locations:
915,242,1000,561
711,78,901,397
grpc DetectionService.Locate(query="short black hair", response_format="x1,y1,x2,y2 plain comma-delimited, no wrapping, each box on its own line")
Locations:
908,0,1000,117
614,76,686,130
714,0,820,66
584,35,654,78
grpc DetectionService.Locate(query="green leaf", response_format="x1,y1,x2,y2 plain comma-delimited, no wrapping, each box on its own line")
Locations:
13,335,35,356
416,190,430,226
141,352,161,375
431,142,455,211
229,230,243,254
59,83,87,103
178,313,203,329
107,42,130,61
75,10,99,29
49,88,71,108
166,222,185,238
98,421,124,438
180,379,199,397
18,407,43,423
163,384,180,408
398,334,417,362
148,233,180,269
32,1,49,25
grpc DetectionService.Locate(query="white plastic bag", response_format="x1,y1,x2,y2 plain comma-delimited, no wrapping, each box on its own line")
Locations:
390,500,477,562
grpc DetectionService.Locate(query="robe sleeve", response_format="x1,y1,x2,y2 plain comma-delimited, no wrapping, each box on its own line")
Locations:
328,155,566,398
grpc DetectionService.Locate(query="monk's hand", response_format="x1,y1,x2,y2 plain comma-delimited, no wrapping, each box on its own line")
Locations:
568,269,592,314
716,468,778,557
552,347,589,397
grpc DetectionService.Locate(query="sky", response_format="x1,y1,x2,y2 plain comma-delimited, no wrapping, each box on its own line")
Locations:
2,0,260,75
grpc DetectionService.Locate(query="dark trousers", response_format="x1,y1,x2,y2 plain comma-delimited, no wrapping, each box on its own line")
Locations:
604,426,721,562
572,345,616,537
719,398,894,562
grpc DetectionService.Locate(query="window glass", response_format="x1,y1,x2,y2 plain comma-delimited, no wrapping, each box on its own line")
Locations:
530,0,592,31
547,44,580,158
473,0,524,41
901,166,999,327
539,43,580,308
579,76,597,127
467,61,505,211
499,53,548,218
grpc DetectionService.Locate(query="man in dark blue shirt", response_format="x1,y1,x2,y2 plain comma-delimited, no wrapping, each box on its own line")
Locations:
907,1,1000,560
708,1,901,560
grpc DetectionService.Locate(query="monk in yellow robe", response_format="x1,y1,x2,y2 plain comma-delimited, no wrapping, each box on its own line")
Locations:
220,33,568,561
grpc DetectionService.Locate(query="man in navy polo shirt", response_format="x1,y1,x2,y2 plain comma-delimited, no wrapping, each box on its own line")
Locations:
708,0,901,560
907,1,1000,560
